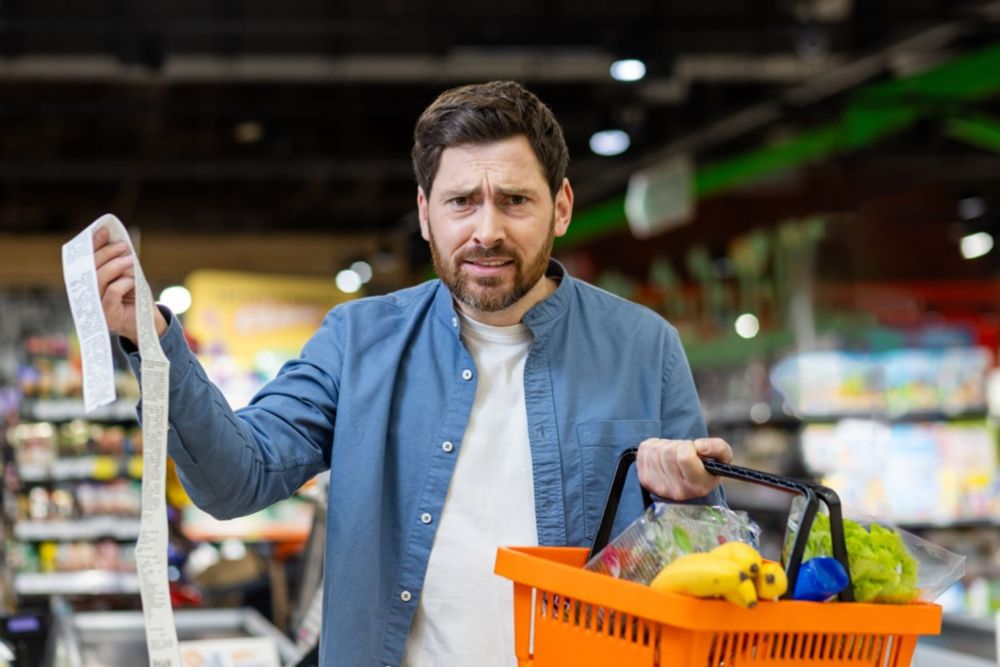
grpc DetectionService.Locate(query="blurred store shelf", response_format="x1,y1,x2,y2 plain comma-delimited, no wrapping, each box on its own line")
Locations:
14,571,139,596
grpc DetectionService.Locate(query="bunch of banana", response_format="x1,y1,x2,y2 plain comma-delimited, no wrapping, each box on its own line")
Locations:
649,552,748,600
649,541,788,609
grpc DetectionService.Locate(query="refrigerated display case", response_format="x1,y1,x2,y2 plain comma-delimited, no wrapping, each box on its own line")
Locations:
42,596,297,667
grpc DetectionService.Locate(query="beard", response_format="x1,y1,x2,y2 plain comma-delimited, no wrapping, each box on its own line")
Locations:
428,214,555,313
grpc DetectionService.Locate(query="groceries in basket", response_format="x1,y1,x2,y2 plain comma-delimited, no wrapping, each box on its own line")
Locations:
494,449,945,667
583,503,778,607
583,503,760,584
647,542,789,608
785,496,966,604
791,556,850,601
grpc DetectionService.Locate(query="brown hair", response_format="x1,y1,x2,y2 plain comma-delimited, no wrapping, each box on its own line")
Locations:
411,80,569,197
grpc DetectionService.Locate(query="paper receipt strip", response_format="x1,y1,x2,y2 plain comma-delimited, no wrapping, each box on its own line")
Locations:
62,214,181,666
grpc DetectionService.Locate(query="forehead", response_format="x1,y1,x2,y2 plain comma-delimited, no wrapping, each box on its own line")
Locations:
434,135,547,191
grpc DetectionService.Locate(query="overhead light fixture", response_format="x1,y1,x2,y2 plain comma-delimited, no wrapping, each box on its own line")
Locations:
158,285,192,315
749,402,772,424
351,260,373,284
233,120,264,145
336,269,363,293
734,313,760,339
589,129,631,156
958,196,986,221
960,231,993,260
610,59,646,82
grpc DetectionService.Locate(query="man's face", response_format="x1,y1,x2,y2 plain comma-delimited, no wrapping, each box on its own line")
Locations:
417,135,573,320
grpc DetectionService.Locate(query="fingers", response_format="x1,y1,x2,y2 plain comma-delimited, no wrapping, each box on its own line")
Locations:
675,441,716,490
94,240,130,271
103,274,136,306
694,437,733,463
637,437,731,501
96,254,134,296
91,225,108,250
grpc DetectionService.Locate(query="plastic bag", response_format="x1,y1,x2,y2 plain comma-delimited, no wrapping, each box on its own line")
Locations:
784,495,966,603
584,503,760,585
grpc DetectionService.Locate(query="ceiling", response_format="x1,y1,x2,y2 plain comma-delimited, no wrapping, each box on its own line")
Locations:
1,0,999,280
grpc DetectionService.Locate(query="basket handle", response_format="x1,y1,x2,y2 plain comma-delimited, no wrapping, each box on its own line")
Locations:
701,458,854,601
802,480,855,602
589,449,654,562
588,448,852,600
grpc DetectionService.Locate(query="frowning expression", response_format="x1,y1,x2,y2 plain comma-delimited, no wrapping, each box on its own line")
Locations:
417,135,572,324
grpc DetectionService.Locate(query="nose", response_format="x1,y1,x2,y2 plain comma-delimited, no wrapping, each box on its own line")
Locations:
471,201,505,248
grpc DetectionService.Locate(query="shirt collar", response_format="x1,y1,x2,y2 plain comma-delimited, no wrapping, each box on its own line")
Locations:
433,259,573,336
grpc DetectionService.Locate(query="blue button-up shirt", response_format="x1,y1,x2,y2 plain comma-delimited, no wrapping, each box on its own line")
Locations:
127,260,718,666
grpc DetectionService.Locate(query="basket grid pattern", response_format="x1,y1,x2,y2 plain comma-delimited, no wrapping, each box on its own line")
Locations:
531,585,914,666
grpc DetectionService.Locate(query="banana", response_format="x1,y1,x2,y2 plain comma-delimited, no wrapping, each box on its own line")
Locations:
754,561,788,601
722,578,758,609
650,553,746,598
710,541,762,578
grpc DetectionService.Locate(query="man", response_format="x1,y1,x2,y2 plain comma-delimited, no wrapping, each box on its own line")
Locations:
93,80,732,666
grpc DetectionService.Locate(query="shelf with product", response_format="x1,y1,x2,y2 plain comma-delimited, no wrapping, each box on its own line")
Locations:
774,339,1000,619
3,334,149,601
689,324,1000,608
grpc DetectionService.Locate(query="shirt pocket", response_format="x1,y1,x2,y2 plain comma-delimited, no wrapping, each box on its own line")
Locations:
576,420,662,541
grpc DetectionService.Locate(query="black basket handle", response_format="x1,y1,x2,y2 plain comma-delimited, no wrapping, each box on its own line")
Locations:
589,449,654,561
702,458,855,602
801,480,855,602
588,448,853,600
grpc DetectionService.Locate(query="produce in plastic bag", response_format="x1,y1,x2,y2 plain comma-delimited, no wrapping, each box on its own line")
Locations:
784,496,965,603
585,503,760,585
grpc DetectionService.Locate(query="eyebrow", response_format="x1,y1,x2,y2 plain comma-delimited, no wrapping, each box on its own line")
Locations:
438,185,540,199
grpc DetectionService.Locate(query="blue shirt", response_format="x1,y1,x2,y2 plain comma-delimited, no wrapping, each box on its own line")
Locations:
127,260,718,666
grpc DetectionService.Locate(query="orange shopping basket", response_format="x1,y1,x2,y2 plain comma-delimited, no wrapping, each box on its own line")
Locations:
495,450,942,667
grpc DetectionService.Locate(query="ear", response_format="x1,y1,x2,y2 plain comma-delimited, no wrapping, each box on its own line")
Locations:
553,178,574,238
417,186,430,242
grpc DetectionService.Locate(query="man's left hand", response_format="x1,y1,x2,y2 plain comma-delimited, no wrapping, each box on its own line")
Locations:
635,437,733,501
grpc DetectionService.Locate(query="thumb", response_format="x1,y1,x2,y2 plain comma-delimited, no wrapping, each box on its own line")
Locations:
694,437,732,462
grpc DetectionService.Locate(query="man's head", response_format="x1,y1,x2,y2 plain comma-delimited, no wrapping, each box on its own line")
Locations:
411,80,569,198
413,81,574,325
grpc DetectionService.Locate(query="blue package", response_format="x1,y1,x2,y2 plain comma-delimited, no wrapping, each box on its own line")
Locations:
792,557,849,601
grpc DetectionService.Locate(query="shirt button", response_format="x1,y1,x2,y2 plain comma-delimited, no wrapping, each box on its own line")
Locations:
441,441,454,453
461,369,473,380
451,317,458,327
420,512,432,524
400,590,412,602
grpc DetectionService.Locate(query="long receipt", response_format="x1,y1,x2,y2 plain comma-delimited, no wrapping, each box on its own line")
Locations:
62,214,181,666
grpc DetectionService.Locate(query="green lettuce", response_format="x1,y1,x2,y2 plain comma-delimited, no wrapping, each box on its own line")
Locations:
799,513,919,603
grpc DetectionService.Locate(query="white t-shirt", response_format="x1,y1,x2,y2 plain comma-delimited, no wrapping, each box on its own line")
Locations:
403,312,538,667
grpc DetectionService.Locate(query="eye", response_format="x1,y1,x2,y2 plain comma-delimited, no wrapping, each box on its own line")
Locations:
449,196,471,208
507,194,527,206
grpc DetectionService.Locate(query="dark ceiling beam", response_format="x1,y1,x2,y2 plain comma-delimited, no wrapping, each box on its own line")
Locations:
0,159,414,182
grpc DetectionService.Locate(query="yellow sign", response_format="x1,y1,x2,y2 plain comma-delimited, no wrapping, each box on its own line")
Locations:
184,269,352,373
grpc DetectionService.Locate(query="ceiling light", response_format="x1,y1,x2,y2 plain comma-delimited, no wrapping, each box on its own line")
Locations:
960,232,993,259
336,269,363,293
351,260,373,284
734,313,760,339
749,402,772,424
158,285,192,315
589,129,630,156
958,196,986,221
610,59,646,82
233,120,263,145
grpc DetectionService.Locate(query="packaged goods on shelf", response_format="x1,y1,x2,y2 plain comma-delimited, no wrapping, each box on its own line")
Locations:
801,419,997,524
16,334,138,403
3,332,149,604
770,347,990,418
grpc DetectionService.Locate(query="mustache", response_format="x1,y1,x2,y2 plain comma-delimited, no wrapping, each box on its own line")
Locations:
458,247,516,262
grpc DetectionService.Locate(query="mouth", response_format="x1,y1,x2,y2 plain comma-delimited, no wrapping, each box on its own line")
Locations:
462,257,514,276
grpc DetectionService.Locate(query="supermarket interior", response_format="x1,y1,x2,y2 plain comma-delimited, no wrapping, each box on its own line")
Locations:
2,1,1000,666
